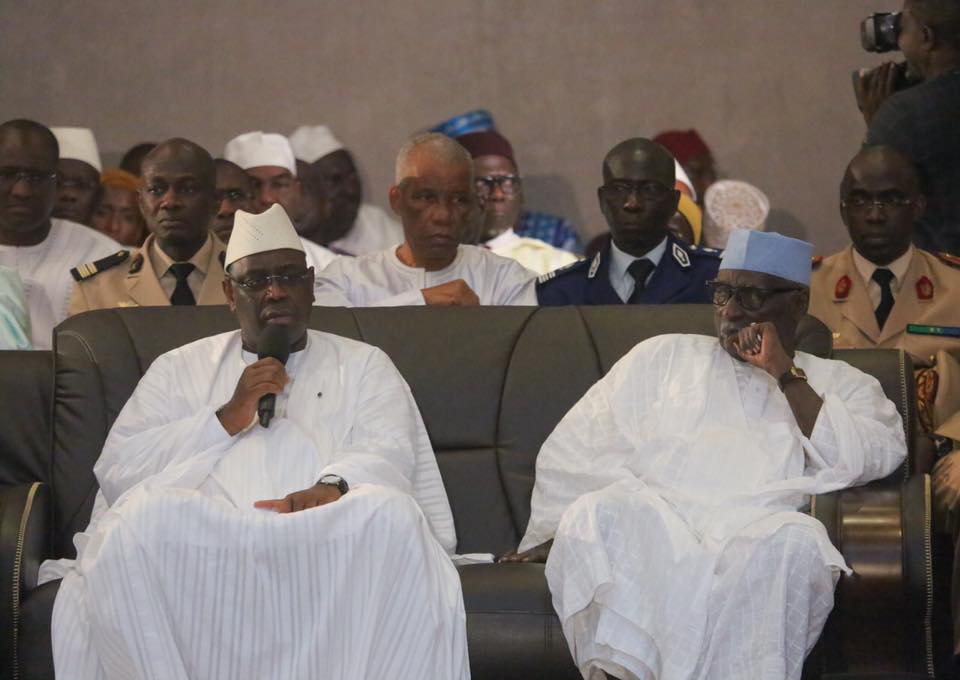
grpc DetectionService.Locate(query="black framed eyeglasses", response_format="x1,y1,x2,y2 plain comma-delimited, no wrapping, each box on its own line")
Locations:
840,191,914,212
599,180,672,201
0,167,57,190
475,174,521,197
230,270,311,292
706,280,803,311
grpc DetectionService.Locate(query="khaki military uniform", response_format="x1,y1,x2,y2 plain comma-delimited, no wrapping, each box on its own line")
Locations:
69,233,228,314
809,245,960,430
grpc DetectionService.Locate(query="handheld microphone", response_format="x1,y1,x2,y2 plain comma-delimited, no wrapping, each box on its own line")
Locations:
257,324,291,428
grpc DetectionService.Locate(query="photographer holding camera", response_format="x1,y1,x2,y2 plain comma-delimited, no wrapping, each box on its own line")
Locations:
855,0,960,254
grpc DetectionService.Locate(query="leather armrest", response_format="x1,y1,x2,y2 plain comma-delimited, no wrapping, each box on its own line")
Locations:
809,475,932,676
0,482,52,679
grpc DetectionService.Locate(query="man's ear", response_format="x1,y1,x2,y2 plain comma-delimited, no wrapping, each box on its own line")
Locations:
795,288,810,317
388,184,401,216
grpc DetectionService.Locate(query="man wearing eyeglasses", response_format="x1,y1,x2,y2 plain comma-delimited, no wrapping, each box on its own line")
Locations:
42,204,468,679
0,119,120,349
454,130,579,275
507,229,906,680
223,131,337,273
51,127,102,227
211,158,256,243
537,137,721,306
809,145,960,431
69,138,229,313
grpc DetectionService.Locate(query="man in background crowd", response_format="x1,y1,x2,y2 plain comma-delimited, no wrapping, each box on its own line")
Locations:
654,128,718,206
289,124,403,255
51,126,102,227
315,133,536,306
211,158,255,243
0,119,119,349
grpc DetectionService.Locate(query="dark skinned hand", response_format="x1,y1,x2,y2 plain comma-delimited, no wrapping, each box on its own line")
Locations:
422,279,480,306
216,358,289,436
854,62,898,126
254,483,342,513
499,540,552,563
731,321,793,379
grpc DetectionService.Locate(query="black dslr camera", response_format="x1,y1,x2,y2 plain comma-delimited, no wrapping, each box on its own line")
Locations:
856,12,914,92
861,12,902,52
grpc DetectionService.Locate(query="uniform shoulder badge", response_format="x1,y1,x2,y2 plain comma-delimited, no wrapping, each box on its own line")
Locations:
70,250,130,282
671,242,691,268
937,252,960,269
689,244,721,257
916,275,934,300
834,274,851,300
537,257,584,284
587,251,602,279
128,253,145,274
811,255,823,270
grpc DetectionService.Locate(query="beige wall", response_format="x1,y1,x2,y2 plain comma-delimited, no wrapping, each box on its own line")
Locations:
0,0,902,253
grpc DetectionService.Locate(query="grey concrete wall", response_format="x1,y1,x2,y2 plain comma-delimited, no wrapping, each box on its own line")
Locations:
0,0,901,253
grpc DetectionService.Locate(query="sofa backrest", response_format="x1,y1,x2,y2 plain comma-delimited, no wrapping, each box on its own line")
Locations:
52,305,888,558
0,351,52,489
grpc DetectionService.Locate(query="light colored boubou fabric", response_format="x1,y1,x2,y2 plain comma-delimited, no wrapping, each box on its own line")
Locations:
521,333,906,680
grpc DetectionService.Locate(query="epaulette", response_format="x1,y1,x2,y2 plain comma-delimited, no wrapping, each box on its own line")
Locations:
537,256,588,284
70,250,130,282
937,252,960,269
812,255,824,270
688,244,722,257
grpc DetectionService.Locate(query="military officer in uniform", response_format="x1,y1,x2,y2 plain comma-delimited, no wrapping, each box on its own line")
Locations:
538,138,720,305
69,138,228,313
809,145,960,430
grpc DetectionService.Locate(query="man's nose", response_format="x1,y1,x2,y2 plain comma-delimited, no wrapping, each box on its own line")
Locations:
264,280,288,300
10,177,35,198
623,191,641,210
865,202,886,222
259,187,277,210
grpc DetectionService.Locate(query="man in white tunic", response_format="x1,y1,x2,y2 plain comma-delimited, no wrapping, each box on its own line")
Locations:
315,132,537,307
223,130,336,273
505,229,907,680
0,119,120,350
289,124,404,256
40,205,469,679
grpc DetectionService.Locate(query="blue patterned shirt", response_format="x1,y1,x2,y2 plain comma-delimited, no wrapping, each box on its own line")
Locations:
516,211,583,255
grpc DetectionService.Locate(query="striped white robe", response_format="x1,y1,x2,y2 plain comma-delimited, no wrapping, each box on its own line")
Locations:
520,334,906,680
40,329,468,680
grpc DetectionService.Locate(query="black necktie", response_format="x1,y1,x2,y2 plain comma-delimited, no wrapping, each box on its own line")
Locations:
627,259,656,304
872,267,895,329
169,263,197,306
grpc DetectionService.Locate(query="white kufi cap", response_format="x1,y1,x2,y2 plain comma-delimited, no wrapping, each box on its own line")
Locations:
223,131,297,175
51,127,102,172
702,179,770,249
224,204,305,268
288,125,344,163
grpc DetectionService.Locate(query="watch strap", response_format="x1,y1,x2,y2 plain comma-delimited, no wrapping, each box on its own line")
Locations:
778,365,808,391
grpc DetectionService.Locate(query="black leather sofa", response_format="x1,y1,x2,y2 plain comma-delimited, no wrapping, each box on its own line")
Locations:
0,305,939,679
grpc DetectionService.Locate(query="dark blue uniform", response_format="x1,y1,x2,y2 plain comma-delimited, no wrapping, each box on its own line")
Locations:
537,235,721,305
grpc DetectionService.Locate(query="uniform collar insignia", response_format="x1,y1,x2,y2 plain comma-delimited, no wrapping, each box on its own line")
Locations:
834,274,851,300
587,251,602,279
672,242,690,268
916,275,934,300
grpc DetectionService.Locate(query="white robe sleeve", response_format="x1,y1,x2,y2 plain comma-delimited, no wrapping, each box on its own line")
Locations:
94,352,232,506
802,363,906,489
313,257,356,307
492,259,538,305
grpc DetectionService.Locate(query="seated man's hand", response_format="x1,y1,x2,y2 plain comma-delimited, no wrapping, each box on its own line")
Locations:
422,279,480,306
217,358,289,435
732,321,792,379
254,483,342,513
499,540,552,563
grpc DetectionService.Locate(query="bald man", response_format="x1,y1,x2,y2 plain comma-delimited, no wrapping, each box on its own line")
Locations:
0,119,119,349
809,145,960,431
538,137,720,306
69,138,228,312
314,132,536,306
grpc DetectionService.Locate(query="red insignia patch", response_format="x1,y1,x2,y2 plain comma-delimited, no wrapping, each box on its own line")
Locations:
834,275,851,299
917,275,934,300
